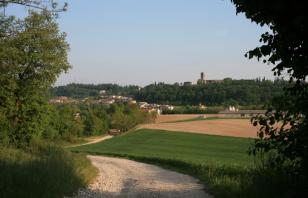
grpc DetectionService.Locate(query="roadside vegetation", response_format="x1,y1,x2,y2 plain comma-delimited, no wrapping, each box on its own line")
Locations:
72,129,298,198
0,141,97,198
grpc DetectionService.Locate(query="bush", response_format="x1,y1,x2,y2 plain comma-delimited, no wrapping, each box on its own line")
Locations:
0,141,97,198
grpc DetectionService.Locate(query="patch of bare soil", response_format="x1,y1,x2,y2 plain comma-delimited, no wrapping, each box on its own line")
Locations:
143,119,258,138
73,156,212,198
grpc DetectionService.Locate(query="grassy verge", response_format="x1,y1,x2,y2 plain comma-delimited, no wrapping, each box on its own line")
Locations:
71,129,294,198
0,141,97,198
164,116,250,123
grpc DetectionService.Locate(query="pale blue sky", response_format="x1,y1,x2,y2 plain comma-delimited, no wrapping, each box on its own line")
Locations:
8,0,275,86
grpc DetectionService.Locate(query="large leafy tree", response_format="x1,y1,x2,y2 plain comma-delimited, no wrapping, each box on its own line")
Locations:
231,0,308,195
0,10,70,147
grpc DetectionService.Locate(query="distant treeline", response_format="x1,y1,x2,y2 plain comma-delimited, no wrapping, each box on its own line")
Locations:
52,84,139,99
52,78,287,106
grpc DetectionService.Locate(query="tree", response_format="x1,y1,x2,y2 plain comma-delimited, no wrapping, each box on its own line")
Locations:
0,0,67,12
0,10,70,147
231,0,308,196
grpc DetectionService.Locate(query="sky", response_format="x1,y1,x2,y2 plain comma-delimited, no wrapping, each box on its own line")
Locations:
8,0,275,86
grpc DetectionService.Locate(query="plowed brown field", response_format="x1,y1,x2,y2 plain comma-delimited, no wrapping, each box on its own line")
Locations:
143,115,258,138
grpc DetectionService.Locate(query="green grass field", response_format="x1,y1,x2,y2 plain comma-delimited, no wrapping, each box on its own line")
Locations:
73,129,253,165
72,129,290,198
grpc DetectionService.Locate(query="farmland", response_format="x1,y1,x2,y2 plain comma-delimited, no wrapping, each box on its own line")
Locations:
143,115,257,138
72,129,263,198
72,129,253,165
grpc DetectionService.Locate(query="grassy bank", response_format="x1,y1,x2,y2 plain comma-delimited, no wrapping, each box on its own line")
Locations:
0,141,97,198
72,129,293,198
164,116,250,123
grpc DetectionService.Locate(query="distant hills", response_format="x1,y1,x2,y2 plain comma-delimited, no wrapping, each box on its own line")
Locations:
52,78,287,106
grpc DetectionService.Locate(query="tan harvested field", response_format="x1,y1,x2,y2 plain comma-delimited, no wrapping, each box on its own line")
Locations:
143,116,258,138
155,114,223,123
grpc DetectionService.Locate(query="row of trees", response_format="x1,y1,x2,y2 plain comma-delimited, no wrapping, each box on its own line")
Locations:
52,83,139,99
41,103,156,143
135,78,286,106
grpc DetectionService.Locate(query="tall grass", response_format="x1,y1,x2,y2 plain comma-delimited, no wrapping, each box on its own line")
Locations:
0,141,97,198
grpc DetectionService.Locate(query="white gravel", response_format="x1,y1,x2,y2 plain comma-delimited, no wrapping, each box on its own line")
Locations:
73,155,212,198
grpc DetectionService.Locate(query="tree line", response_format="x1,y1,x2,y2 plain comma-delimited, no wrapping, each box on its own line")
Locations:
52,83,139,99
41,103,156,143
53,78,287,106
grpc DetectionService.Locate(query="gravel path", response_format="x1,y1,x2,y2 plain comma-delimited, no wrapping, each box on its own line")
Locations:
73,156,212,198
69,135,113,148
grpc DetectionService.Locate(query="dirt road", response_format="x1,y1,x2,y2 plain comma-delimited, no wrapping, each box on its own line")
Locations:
69,135,113,148
73,156,212,198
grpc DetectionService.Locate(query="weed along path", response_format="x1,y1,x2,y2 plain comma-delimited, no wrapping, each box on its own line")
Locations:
73,155,211,198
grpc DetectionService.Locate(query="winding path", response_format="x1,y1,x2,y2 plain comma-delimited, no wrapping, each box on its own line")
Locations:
73,156,212,198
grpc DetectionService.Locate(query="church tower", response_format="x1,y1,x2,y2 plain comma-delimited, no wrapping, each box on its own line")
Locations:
197,72,206,85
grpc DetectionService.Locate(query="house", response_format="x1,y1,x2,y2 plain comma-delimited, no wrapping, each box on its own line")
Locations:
49,96,77,104
218,109,266,118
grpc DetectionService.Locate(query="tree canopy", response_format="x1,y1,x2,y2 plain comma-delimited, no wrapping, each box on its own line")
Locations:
0,10,70,146
231,1,308,196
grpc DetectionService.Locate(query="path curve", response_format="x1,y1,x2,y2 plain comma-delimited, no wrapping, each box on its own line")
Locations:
69,135,113,148
73,156,212,198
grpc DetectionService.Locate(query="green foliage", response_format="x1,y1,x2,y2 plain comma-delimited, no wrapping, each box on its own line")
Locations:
0,140,97,198
231,1,308,196
32,103,154,142
52,83,140,99
0,10,70,147
162,105,223,114
111,104,156,132
81,105,109,136
136,79,286,106
52,79,286,106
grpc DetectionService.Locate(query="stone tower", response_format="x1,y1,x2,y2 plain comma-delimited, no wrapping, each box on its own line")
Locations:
197,72,206,85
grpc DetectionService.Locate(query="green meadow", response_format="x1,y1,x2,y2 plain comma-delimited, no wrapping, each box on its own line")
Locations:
72,129,253,166
72,129,292,198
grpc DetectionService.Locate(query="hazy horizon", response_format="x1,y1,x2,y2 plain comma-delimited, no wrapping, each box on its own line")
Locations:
8,0,276,86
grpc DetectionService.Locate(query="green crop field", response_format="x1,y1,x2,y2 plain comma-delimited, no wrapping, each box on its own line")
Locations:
72,129,286,198
72,129,253,165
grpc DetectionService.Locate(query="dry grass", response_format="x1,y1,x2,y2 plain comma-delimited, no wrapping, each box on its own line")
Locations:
143,116,258,138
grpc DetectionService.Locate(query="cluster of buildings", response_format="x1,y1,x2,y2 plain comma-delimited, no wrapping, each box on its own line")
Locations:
138,102,174,115
91,91,136,105
49,90,174,115
49,94,173,115
218,106,266,118
179,72,223,86
49,96,78,104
